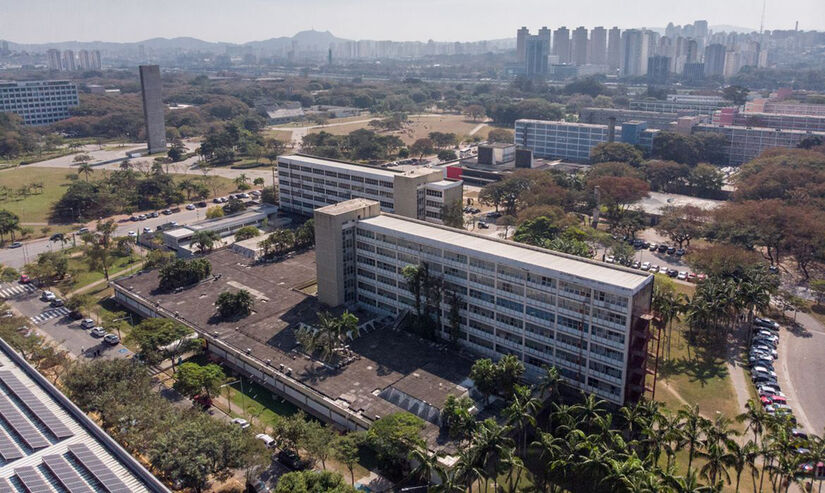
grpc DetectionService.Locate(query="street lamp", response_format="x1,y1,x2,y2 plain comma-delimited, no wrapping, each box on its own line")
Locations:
220,377,246,416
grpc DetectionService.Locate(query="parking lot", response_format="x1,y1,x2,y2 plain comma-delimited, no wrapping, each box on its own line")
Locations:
2,282,132,361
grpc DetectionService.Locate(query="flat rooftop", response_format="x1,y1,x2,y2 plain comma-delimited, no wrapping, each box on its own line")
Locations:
0,339,166,491
280,154,398,178
113,249,475,449
360,214,652,292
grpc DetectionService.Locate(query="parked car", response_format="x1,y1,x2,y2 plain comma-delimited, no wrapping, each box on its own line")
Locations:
666,247,676,255
677,271,688,280
232,418,250,429
186,204,196,210
255,434,276,448
50,298,64,308
143,227,153,234
196,201,208,207
213,198,222,204
754,317,781,330
41,291,56,302
667,269,678,277
477,221,489,229
149,211,159,218
249,191,260,198
650,264,660,273
127,231,137,238
77,227,89,234
631,261,641,269
8,242,21,249
675,249,686,256
752,366,777,378
162,209,173,215
687,272,698,282
658,266,669,274
752,345,778,358
605,255,615,264
277,450,309,471
657,244,668,253
103,334,120,345
753,375,778,385
137,214,147,220
648,243,658,251
80,319,96,329
90,327,106,338
752,338,777,348
18,274,30,284
641,262,651,271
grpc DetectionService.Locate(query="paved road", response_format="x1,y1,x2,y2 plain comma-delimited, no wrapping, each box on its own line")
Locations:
2,282,131,360
779,310,825,434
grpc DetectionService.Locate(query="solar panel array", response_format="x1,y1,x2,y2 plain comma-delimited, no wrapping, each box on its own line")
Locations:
14,465,52,492
68,444,131,493
42,454,94,493
0,393,49,450
0,372,73,440
0,428,22,462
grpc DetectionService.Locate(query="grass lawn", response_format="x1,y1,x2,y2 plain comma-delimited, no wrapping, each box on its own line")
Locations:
306,114,489,146
0,149,78,167
0,167,238,239
56,253,142,292
263,129,294,143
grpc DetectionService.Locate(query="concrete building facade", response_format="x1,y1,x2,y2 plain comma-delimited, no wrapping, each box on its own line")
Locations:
590,26,607,65
314,200,654,405
139,65,167,154
0,80,79,126
693,123,825,165
277,154,463,224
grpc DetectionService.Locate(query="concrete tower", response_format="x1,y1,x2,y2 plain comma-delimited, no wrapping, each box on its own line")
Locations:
139,65,167,154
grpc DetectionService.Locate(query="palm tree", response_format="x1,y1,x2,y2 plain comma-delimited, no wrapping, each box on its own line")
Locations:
503,384,539,453
234,173,249,189
806,433,825,493
407,446,445,487
77,161,94,181
193,230,220,253
537,365,562,402
727,440,758,493
571,393,607,433
697,441,734,489
468,419,513,492
738,400,769,445
678,404,705,477
663,468,714,493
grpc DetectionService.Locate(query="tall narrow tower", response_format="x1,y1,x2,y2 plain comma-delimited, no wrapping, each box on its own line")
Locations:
139,65,166,154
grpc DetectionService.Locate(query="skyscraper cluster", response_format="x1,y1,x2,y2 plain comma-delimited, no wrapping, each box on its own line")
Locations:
46,48,101,71
517,20,769,80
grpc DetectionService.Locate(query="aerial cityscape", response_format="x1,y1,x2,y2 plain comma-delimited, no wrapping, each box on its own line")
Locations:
1,0,825,491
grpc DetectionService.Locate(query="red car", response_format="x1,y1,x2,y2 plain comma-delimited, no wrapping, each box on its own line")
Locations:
18,274,30,284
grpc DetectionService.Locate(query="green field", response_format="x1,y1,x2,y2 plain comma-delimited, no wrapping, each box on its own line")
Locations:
0,149,79,168
0,167,238,237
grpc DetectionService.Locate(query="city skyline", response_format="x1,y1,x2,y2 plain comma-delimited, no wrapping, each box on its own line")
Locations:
2,0,824,45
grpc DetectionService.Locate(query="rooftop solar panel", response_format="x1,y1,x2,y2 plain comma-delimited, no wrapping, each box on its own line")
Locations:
14,465,52,492
68,444,131,493
42,454,94,493
0,427,22,462
0,372,73,440
0,393,49,450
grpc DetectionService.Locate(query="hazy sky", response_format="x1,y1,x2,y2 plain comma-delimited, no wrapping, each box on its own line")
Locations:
2,0,824,44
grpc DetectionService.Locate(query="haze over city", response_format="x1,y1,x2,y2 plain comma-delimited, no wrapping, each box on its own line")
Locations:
3,0,825,43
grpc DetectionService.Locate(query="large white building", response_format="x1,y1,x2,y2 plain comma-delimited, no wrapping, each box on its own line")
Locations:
0,80,79,126
277,154,463,224
315,199,654,405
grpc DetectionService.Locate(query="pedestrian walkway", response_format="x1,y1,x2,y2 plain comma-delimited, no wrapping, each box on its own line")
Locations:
30,307,70,325
0,283,37,299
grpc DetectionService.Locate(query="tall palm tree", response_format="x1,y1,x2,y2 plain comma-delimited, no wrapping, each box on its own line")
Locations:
663,468,714,493
537,365,562,401
407,446,445,487
727,440,758,493
678,404,705,477
738,400,769,445
503,384,539,453
805,432,825,493
468,419,513,492
571,393,607,433
78,162,94,182
697,441,734,489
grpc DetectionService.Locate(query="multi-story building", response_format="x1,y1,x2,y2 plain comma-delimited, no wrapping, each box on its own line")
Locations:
571,27,589,66
515,119,658,163
277,154,463,224
579,107,697,130
607,27,622,71
314,199,654,405
703,43,726,77
516,26,530,63
746,99,825,117
525,35,549,78
78,50,91,71
647,55,670,84
629,98,725,114
693,123,825,165
46,49,62,71
90,50,102,70
0,80,79,126
713,107,825,133
590,27,607,65
61,50,76,71
553,27,571,64
620,29,648,77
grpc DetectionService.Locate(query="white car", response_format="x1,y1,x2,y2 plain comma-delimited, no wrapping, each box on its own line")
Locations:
605,255,615,263
41,291,56,302
232,418,250,429
127,231,137,237
752,366,777,378
677,271,688,280
641,262,651,271
143,227,153,234
186,204,196,210
658,266,669,274
90,327,107,338
80,318,95,329
255,433,276,448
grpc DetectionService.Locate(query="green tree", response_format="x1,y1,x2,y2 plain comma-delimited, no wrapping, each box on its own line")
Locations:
463,104,486,121
215,289,254,318
274,470,356,493
74,154,94,181
0,210,21,242
590,142,644,167
333,433,363,486
366,413,425,476
440,200,464,229
656,205,707,249
723,85,750,105
410,138,434,159
234,225,260,241
192,230,220,253
173,362,225,398
651,132,701,165
487,128,514,144
127,318,197,370
158,258,212,290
